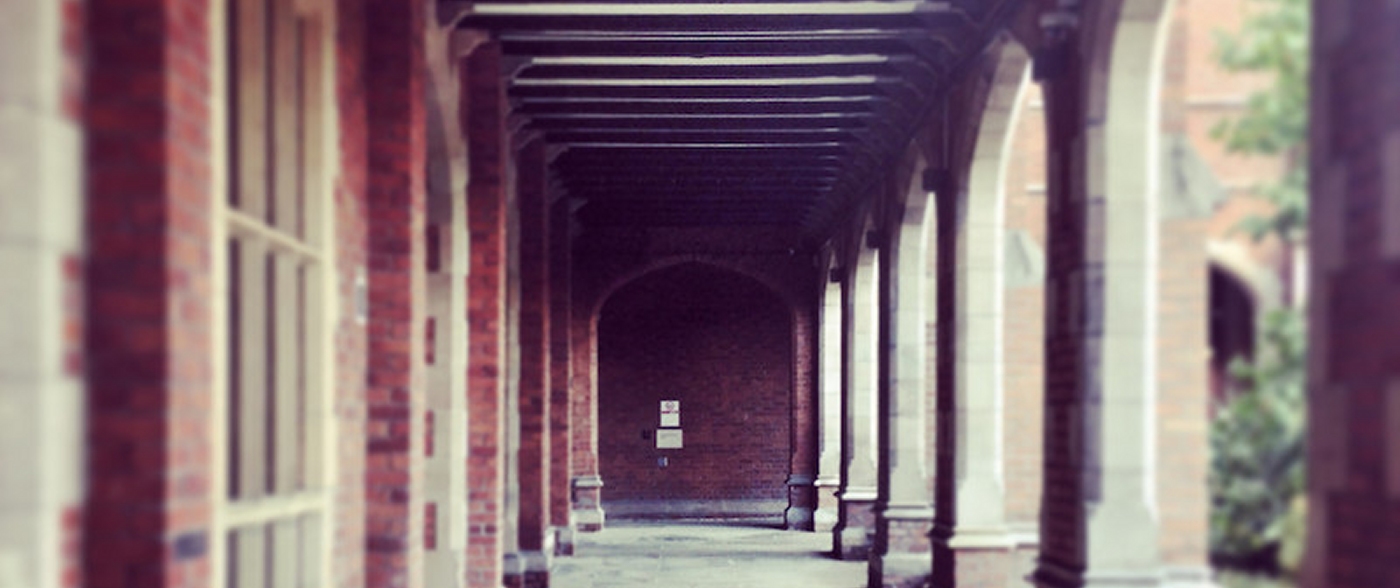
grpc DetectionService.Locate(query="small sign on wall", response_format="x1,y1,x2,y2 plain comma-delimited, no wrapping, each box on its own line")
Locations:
656,429,683,449
659,400,680,427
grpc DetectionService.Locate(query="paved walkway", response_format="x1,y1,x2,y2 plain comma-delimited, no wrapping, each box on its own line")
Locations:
553,522,868,588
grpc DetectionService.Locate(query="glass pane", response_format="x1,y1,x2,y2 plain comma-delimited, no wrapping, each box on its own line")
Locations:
228,239,242,499
233,525,267,588
230,0,270,217
270,519,299,588
263,249,276,496
296,264,309,492
299,513,323,588
302,264,324,489
236,239,270,501
270,0,301,234
270,253,301,494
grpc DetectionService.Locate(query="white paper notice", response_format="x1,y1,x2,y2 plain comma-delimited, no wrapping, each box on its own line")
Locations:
656,429,683,449
660,400,680,427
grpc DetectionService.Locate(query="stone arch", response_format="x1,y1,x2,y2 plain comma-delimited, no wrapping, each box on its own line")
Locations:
1079,0,1180,580
832,219,882,558
951,37,1032,539
1206,240,1282,312
590,255,803,323
924,37,1037,588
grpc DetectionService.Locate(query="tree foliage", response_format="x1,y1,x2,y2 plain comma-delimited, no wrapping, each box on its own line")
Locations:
1208,0,1311,575
1210,310,1306,561
1212,0,1310,243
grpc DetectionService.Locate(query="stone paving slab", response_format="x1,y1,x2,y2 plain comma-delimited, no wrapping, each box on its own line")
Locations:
553,522,868,588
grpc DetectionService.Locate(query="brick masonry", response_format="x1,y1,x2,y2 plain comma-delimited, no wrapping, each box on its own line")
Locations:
464,41,510,588
1306,1,1400,586
596,262,793,507
548,198,575,546
23,0,1373,586
363,1,428,587
83,0,216,586
334,2,370,586
513,138,551,556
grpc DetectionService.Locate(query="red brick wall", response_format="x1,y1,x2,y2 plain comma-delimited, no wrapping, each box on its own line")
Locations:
83,0,216,585
1156,5,1211,568
1003,85,1048,527
597,263,793,506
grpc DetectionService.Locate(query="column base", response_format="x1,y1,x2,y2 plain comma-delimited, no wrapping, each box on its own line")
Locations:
784,474,817,531
570,475,605,532
872,505,933,588
870,552,932,588
932,524,1033,588
1033,559,1210,588
831,489,876,560
503,550,551,588
552,524,575,556
814,477,840,533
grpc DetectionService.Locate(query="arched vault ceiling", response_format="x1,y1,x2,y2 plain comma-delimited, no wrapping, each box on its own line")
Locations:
446,0,1024,242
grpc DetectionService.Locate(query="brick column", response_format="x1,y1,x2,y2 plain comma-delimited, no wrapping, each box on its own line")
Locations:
464,41,510,588
507,138,552,588
364,2,429,587
1304,1,1400,585
833,248,879,560
786,305,820,531
82,0,215,585
549,197,576,554
569,278,605,532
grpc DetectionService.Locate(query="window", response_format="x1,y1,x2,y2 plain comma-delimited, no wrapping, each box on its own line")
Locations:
217,0,332,586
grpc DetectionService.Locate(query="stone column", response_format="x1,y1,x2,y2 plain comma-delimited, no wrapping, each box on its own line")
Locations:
815,279,845,532
423,133,471,587
873,219,935,588
833,248,879,560
423,27,473,586
1,2,85,586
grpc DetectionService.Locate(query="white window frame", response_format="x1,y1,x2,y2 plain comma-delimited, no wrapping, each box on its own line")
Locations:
210,0,339,586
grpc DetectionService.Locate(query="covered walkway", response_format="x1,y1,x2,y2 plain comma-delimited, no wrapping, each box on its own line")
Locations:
4,0,1400,587
553,523,866,588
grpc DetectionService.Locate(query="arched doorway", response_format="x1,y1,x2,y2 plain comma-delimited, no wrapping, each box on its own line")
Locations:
1208,264,1258,404
597,263,794,521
